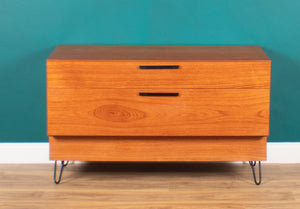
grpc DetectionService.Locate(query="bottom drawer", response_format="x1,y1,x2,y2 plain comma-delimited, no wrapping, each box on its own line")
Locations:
47,89,269,136
49,136,267,161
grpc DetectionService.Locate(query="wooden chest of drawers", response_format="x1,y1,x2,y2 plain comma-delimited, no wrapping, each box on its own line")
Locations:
47,45,270,163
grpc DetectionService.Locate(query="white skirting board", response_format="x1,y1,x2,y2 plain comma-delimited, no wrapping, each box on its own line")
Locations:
0,142,299,163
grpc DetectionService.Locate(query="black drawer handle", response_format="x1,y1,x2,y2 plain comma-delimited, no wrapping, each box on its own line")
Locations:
139,65,179,69
139,92,179,97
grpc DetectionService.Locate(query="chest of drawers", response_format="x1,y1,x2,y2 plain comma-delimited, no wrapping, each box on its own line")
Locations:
47,45,270,184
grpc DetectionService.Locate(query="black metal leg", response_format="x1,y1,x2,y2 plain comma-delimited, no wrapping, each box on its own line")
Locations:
54,160,69,184
249,161,262,185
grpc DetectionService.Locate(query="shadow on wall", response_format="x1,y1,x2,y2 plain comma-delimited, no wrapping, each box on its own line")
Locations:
0,47,55,142
263,47,300,142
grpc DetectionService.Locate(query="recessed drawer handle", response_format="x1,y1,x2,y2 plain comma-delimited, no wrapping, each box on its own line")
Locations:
139,92,179,97
139,65,179,69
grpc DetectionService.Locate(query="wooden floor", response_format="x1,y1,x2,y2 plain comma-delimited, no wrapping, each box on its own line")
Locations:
0,162,299,209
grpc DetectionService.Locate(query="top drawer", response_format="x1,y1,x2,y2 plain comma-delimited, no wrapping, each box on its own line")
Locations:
47,61,270,89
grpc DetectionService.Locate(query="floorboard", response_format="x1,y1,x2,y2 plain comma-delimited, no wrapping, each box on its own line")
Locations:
0,162,299,209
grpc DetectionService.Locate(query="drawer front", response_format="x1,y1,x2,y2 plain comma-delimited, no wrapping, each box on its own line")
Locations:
47,89,270,136
49,136,267,162
47,61,270,89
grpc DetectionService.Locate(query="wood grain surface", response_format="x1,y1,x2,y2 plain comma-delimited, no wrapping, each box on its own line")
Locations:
47,45,271,61
49,136,266,161
46,45,270,164
47,88,269,136
0,163,299,209
47,61,270,89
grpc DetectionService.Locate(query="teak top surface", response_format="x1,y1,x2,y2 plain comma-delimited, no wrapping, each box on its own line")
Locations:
48,45,270,62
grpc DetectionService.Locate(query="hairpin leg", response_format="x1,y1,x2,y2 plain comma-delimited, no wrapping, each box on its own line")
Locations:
249,161,262,185
54,160,69,184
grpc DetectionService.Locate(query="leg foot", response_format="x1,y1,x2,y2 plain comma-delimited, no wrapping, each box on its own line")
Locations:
249,161,262,185
54,160,69,184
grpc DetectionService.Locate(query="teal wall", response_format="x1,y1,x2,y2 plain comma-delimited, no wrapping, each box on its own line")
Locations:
0,0,299,142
